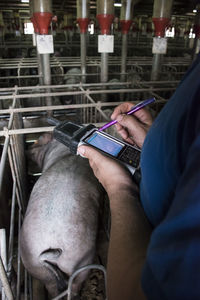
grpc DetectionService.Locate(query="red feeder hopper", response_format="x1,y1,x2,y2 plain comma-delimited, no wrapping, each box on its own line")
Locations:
30,17,39,34
33,12,53,35
77,18,90,33
96,14,114,35
120,20,132,34
152,17,170,37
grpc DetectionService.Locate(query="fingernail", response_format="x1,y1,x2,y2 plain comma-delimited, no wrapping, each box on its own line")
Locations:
78,147,85,155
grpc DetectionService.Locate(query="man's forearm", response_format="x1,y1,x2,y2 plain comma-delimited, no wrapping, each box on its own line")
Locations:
107,188,152,300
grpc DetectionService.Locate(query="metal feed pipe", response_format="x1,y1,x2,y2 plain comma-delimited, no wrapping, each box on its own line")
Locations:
77,0,90,83
32,0,53,112
151,0,173,81
97,0,114,86
120,0,134,83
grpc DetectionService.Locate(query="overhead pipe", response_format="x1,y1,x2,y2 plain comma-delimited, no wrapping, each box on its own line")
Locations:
151,0,173,81
97,0,114,85
77,0,90,83
120,0,133,83
32,0,53,112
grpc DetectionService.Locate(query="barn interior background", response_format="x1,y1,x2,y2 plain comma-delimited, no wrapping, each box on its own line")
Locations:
0,0,199,299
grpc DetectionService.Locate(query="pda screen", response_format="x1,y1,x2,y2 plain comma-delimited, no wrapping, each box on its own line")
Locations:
85,132,124,157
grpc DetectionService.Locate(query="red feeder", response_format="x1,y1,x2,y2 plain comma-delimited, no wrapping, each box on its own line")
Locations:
77,18,89,33
120,20,132,34
152,17,170,37
33,12,53,35
96,14,114,35
30,17,39,34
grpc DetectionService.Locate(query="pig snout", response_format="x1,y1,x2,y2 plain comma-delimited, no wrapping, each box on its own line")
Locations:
20,136,105,298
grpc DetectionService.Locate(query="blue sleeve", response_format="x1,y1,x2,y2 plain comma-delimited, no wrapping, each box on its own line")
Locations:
142,131,200,300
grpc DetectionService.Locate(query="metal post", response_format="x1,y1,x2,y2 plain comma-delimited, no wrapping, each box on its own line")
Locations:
151,53,163,81
120,0,134,83
97,0,114,101
42,53,52,113
101,52,108,84
37,51,43,86
101,52,108,101
121,33,128,82
80,32,87,83
151,0,173,81
32,0,53,114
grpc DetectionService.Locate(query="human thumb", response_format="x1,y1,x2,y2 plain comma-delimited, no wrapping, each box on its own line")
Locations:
78,145,102,160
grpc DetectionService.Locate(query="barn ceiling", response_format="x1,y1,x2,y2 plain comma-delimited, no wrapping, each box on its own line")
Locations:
0,0,198,17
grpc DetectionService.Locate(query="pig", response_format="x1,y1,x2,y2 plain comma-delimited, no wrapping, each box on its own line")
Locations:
20,133,105,298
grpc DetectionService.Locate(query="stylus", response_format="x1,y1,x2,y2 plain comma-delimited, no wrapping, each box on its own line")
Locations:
99,97,155,131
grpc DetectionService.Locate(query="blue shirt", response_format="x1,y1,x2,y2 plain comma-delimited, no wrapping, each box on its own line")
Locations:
140,55,200,299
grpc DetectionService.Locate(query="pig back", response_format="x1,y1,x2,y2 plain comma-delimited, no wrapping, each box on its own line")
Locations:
20,148,104,296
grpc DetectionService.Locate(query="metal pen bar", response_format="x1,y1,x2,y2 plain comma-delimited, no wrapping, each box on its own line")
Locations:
8,179,17,276
16,210,21,300
0,257,14,300
0,87,17,196
0,229,7,300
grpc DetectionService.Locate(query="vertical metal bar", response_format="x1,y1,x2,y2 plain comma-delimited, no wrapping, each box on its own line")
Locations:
8,147,22,212
151,53,163,81
81,33,87,83
9,137,24,213
0,229,7,300
7,179,17,277
24,269,28,300
0,136,10,194
42,54,52,115
16,209,21,300
37,51,44,106
101,53,108,84
28,274,33,300
37,52,43,86
0,87,16,203
12,102,27,209
121,33,128,83
0,257,14,300
101,53,108,101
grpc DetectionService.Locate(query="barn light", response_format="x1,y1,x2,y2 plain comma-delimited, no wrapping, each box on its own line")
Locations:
114,3,122,7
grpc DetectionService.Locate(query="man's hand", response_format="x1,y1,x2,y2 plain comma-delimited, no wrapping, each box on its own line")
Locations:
78,145,135,197
111,102,153,148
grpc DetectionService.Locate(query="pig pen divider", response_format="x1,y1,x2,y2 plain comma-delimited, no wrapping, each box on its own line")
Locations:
0,82,165,299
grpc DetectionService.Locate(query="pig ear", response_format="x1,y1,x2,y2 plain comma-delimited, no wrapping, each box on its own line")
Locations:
27,133,53,170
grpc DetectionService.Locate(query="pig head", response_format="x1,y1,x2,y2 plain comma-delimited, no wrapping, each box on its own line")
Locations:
20,133,105,298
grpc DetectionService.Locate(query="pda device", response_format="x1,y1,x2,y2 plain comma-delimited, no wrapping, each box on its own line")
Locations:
50,119,141,178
